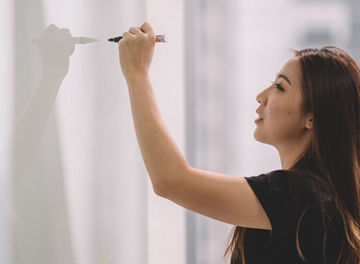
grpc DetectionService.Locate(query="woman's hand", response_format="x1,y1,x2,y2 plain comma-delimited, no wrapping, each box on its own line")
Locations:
118,22,156,78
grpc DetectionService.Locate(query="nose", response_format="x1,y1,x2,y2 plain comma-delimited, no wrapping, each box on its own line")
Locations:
256,90,266,105
256,83,272,105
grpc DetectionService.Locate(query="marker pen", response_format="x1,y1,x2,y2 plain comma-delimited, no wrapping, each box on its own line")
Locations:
108,35,167,43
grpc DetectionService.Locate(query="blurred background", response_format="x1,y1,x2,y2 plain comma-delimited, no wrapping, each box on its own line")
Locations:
0,0,358,263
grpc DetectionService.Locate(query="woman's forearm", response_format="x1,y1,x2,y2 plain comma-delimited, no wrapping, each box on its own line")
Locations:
125,73,189,192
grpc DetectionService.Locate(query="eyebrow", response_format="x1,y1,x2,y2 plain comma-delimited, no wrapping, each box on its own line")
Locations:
276,74,292,85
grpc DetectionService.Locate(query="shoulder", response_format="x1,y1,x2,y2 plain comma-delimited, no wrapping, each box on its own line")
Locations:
246,169,314,186
247,169,333,199
245,169,336,232
246,169,322,204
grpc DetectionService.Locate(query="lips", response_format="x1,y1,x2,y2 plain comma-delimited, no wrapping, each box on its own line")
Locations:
256,109,264,119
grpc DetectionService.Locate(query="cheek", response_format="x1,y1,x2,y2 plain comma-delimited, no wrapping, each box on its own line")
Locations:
268,93,301,120
265,104,299,132
267,104,294,122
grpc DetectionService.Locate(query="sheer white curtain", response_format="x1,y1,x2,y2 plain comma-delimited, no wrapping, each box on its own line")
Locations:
11,0,148,263
2,0,186,263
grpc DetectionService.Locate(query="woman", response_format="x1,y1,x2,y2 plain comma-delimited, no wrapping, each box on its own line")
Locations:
119,22,360,263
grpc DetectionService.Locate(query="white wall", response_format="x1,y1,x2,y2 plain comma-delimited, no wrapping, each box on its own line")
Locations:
6,0,186,263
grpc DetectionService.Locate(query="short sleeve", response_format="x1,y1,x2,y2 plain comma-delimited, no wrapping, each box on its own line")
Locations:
245,170,316,233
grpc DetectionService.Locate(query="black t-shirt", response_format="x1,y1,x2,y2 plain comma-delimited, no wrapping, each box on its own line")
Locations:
232,170,345,264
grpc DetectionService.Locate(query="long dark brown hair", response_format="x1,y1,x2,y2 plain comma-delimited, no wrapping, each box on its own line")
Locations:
224,46,360,263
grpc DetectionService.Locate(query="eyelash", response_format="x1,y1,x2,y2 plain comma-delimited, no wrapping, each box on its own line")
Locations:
271,81,284,91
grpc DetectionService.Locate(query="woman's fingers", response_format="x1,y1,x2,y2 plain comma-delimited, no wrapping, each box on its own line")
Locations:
139,22,154,35
122,31,133,40
128,26,146,37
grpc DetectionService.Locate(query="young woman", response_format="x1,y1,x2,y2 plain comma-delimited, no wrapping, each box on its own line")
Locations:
119,22,360,263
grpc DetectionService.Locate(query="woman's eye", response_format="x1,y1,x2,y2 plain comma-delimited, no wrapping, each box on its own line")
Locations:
270,81,284,91
275,84,284,91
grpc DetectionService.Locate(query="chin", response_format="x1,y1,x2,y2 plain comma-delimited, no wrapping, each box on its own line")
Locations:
253,130,267,144
253,128,261,141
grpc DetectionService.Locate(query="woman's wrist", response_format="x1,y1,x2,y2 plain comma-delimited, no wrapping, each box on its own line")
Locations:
124,70,149,83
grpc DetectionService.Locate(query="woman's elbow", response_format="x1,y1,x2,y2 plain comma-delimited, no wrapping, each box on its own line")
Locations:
151,164,190,198
152,181,169,197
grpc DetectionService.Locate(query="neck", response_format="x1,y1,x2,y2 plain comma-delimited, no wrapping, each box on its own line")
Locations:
276,136,311,170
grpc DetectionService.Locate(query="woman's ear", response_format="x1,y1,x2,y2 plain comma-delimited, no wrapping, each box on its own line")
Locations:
305,117,314,130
